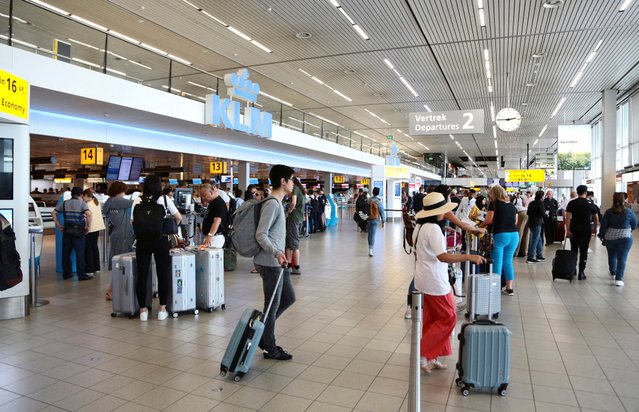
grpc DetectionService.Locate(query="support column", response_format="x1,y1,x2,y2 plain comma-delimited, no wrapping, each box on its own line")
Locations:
237,161,250,194
601,90,617,208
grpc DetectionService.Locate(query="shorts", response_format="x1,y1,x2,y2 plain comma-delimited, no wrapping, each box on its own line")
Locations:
286,219,302,250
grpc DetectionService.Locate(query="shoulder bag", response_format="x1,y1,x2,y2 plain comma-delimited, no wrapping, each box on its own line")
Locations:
162,196,179,236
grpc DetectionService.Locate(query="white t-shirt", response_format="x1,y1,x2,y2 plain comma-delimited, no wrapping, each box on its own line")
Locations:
413,223,450,296
218,190,230,205
158,195,179,216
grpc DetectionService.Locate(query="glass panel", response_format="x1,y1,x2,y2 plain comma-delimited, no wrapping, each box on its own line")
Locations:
255,96,282,127
106,36,169,88
304,114,322,139
322,123,338,143
631,143,639,166
350,133,362,150
0,0,9,44
170,62,217,102
281,108,304,133
336,129,351,147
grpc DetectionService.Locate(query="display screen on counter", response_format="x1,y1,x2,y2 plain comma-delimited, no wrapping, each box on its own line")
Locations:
0,139,13,200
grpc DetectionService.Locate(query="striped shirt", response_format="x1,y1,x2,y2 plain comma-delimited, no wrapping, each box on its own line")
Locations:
55,198,88,226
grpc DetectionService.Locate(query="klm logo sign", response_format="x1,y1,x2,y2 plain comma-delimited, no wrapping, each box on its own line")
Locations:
205,69,273,138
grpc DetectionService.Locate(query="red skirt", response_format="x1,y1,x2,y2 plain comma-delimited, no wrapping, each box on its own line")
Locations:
420,292,456,360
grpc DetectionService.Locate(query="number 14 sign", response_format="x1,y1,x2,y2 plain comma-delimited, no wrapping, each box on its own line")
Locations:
80,147,104,165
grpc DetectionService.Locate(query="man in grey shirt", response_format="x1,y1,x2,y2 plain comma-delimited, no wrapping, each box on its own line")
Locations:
255,164,296,361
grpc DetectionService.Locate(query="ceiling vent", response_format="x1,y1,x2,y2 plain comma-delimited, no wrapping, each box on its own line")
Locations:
543,0,564,9
295,32,312,39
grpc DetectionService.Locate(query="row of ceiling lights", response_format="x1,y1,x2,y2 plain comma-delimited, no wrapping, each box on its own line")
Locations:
327,0,370,40
298,69,352,102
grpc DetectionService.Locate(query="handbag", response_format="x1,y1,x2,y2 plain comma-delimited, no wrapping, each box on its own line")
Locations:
62,202,85,237
162,196,179,236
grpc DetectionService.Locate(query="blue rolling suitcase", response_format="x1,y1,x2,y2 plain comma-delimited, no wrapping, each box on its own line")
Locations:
220,268,283,381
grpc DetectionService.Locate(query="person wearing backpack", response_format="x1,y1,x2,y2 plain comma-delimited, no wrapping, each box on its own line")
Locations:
52,187,93,281
134,175,182,322
199,183,229,249
367,187,385,257
254,164,296,361
285,177,306,275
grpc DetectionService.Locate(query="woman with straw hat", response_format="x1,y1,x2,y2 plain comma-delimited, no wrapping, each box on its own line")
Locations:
413,192,486,373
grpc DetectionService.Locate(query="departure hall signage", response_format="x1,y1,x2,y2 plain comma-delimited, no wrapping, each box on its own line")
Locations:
409,109,484,135
205,69,273,139
0,68,29,122
505,169,545,183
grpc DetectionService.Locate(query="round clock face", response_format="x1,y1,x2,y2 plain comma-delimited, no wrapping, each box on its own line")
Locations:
496,108,522,132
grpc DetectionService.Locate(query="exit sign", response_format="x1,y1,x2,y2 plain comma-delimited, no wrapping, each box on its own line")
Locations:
386,135,393,140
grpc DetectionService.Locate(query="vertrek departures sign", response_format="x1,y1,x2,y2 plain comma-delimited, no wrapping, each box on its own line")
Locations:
409,109,484,135
205,69,273,138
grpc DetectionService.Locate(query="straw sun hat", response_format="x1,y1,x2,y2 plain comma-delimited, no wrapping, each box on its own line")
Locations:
415,192,458,219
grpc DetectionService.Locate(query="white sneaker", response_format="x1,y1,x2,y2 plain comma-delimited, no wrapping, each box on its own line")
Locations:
404,306,412,319
139,311,148,322
369,248,373,257
158,310,169,321
615,280,624,287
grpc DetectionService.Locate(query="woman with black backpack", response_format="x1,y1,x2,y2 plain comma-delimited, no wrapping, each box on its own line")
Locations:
134,175,182,321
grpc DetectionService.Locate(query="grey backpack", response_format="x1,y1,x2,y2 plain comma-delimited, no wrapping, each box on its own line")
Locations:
230,197,276,257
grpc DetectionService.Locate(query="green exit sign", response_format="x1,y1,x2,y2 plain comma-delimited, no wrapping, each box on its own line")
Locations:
387,135,393,140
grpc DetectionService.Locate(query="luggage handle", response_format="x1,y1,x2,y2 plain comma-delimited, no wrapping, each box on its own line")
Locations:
261,267,285,325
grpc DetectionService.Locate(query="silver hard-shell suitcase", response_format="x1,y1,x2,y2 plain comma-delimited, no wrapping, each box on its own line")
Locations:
167,249,198,317
465,239,501,320
111,252,152,318
193,248,225,312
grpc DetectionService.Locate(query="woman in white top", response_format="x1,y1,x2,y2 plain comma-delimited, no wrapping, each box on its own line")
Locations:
413,192,485,373
82,188,106,275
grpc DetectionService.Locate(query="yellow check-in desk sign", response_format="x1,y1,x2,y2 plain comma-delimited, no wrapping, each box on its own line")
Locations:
0,68,29,122
333,175,345,184
505,169,545,182
360,178,370,185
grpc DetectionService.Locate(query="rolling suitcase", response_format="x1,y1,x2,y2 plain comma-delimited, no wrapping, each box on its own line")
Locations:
193,247,225,312
456,263,510,397
111,252,152,319
552,240,576,282
167,249,198,317
464,239,500,320
220,268,284,382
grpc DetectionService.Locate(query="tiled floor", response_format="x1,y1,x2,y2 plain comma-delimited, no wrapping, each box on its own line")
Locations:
1,218,638,411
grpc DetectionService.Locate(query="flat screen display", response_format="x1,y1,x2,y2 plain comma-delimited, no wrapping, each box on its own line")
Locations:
106,156,122,180
220,175,232,183
169,178,178,185
118,157,133,181
192,178,202,185
0,139,14,200
129,157,144,181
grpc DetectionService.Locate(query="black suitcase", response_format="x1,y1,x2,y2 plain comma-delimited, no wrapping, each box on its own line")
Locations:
552,241,576,282
353,212,368,232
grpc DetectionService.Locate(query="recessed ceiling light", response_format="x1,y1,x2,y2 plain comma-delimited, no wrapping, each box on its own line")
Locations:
343,69,357,74
373,92,383,97
543,0,564,8
522,102,528,106
525,83,536,87
295,31,312,39
532,52,545,58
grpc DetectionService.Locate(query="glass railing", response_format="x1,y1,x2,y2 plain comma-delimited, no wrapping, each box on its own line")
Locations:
0,0,407,162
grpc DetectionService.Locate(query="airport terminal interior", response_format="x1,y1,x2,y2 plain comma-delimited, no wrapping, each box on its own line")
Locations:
1,0,639,411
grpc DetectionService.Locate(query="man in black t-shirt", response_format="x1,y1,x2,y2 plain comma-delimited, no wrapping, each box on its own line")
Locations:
199,183,229,249
565,185,599,280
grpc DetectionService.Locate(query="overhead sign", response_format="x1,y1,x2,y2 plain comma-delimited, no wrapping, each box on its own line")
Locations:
409,109,484,135
360,178,370,185
209,161,227,174
333,175,345,184
80,147,103,165
205,69,273,138
558,125,591,170
0,68,29,122
385,165,410,179
505,169,545,182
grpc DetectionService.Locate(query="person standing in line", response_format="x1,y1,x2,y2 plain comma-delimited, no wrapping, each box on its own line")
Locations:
82,188,105,275
199,183,228,249
542,189,559,246
103,181,137,269
412,185,426,213
135,175,182,322
479,185,519,296
413,192,486,373
565,185,599,280
234,189,244,208
285,177,306,275
455,189,476,221
318,189,328,232
255,164,296,361
52,187,93,281
512,192,524,208
526,190,546,263
598,192,638,287
367,187,386,257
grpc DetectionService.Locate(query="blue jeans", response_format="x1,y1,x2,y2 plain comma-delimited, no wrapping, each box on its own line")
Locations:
605,237,633,281
257,265,296,352
492,232,519,281
527,225,543,260
367,220,379,247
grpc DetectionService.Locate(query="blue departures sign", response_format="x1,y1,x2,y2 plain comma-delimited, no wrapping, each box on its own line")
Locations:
206,69,273,138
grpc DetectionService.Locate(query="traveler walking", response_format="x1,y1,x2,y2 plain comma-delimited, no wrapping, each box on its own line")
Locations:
512,192,524,208
81,188,105,275
103,181,136,270
479,185,519,296
367,187,385,256
52,187,92,281
199,183,229,249
413,192,486,373
543,190,559,245
565,185,599,280
255,164,296,360
598,192,638,287
285,178,306,274
526,191,546,263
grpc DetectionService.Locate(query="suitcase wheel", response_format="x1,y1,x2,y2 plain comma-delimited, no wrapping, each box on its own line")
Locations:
172,312,178,318
461,386,470,396
110,313,116,318
194,309,199,315
498,384,508,396
221,304,226,310
455,378,464,388
219,370,227,377
464,312,470,319
208,308,214,313
234,373,244,382
128,313,136,319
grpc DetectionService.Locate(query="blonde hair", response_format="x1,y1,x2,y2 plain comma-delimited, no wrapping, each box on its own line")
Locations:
488,185,509,203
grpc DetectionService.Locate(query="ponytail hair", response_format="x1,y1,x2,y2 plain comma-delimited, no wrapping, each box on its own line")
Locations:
611,192,625,214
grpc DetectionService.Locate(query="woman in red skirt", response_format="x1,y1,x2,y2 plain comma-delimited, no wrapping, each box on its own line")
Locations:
413,192,486,373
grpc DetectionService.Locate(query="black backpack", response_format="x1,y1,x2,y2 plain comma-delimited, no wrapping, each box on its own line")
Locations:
0,221,23,291
133,197,165,240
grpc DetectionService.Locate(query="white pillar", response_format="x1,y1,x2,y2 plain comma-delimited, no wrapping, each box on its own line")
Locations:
237,161,250,194
601,90,617,208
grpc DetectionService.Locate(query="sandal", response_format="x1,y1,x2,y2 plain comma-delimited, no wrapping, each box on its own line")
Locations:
105,287,112,301
250,268,259,273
